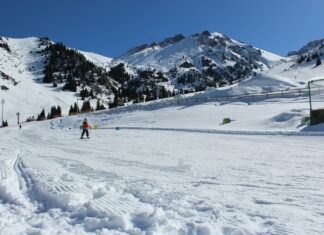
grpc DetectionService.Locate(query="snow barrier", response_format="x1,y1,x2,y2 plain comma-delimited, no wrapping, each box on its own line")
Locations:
97,126,324,137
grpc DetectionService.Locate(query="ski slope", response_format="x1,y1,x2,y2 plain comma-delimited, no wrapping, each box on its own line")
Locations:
1,94,324,235
0,37,113,124
1,36,324,234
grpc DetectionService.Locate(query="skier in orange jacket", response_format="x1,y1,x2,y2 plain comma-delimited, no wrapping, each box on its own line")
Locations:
80,118,90,139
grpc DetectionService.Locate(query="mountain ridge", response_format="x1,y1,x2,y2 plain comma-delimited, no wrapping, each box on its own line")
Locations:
0,32,323,124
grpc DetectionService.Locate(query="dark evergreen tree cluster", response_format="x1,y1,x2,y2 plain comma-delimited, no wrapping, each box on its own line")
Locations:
109,90,124,108
47,106,62,119
68,103,80,115
37,108,46,121
96,100,105,111
108,63,130,84
134,69,169,101
81,100,93,113
297,52,323,66
63,75,77,92
80,88,95,100
297,55,306,64
316,57,322,67
109,67,172,103
42,42,110,91
179,61,194,68
0,40,11,53
177,71,199,85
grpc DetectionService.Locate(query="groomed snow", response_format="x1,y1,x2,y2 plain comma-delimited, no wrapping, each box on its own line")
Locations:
0,94,324,234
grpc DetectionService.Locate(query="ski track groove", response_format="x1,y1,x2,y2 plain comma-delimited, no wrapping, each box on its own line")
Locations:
15,153,156,222
0,159,10,180
89,195,142,216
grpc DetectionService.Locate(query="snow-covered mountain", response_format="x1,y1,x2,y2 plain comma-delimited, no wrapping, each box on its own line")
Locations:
1,33,324,125
114,31,285,93
117,31,283,72
100,31,288,107
260,38,324,87
288,38,324,56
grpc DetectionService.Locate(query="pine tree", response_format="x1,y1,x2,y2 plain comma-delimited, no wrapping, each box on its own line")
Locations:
108,63,130,83
96,99,101,111
37,108,46,121
74,102,80,113
81,100,92,113
63,75,77,92
69,105,74,115
57,106,62,117
50,106,56,119
43,66,54,83
80,88,89,100
306,56,311,63
89,90,95,98
96,100,105,111
316,57,322,67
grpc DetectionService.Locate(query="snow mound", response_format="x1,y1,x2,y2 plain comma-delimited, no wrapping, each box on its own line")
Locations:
238,74,300,91
271,110,304,123
187,73,302,99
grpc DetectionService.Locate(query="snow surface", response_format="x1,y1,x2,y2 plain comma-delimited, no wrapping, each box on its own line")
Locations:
1,93,324,234
79,50,112,69
1,36,324,234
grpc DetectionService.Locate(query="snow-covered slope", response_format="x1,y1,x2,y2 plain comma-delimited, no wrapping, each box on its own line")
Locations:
288,38,324,56
0,92,323,234
0,37,113,125
0,37,78,124
79,50,112,69
259,40,324,86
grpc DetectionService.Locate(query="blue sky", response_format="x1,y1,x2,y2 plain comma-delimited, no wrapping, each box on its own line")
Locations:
1,0,324,57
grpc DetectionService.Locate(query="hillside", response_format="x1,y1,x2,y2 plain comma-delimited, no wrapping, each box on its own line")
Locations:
0,37,114,124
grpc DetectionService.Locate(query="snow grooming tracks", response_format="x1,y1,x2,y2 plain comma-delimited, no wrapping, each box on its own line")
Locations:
0,154,35,209
98,126,324,137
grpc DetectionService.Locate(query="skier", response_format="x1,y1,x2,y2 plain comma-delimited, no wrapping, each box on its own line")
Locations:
80,118,90,139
